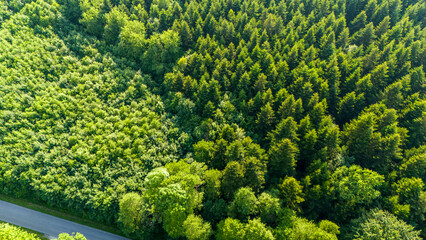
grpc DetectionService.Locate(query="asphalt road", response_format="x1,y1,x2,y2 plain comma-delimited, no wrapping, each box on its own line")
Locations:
0,200,130,240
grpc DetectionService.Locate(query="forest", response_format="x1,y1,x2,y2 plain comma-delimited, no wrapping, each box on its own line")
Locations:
0,0,424,239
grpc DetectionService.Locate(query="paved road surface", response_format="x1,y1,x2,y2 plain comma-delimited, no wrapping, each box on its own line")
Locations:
0,200,130,240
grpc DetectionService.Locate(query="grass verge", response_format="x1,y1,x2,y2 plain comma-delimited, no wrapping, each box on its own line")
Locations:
0,194,128,238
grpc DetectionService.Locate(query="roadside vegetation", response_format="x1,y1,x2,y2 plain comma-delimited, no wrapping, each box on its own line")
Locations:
0,222,86,240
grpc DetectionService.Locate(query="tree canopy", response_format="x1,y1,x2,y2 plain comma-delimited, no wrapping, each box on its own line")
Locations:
0,0,425,239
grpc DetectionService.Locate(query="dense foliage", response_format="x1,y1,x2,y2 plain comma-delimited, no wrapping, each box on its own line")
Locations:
0,223,40,240
0,223,86,240
0,0,424,239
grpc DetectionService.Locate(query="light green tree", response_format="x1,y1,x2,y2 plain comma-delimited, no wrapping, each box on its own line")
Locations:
155,183,191,238
328,165,384,222
353,209,421,240
183,214,212,240
103,7,129,45
244,218,275,240
217,218,246,240
282,217,339,240
258,192,282,226
228,187,258,220
55,233,87,240
268,138,298,182
118,193,142,234
279,177,305,211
